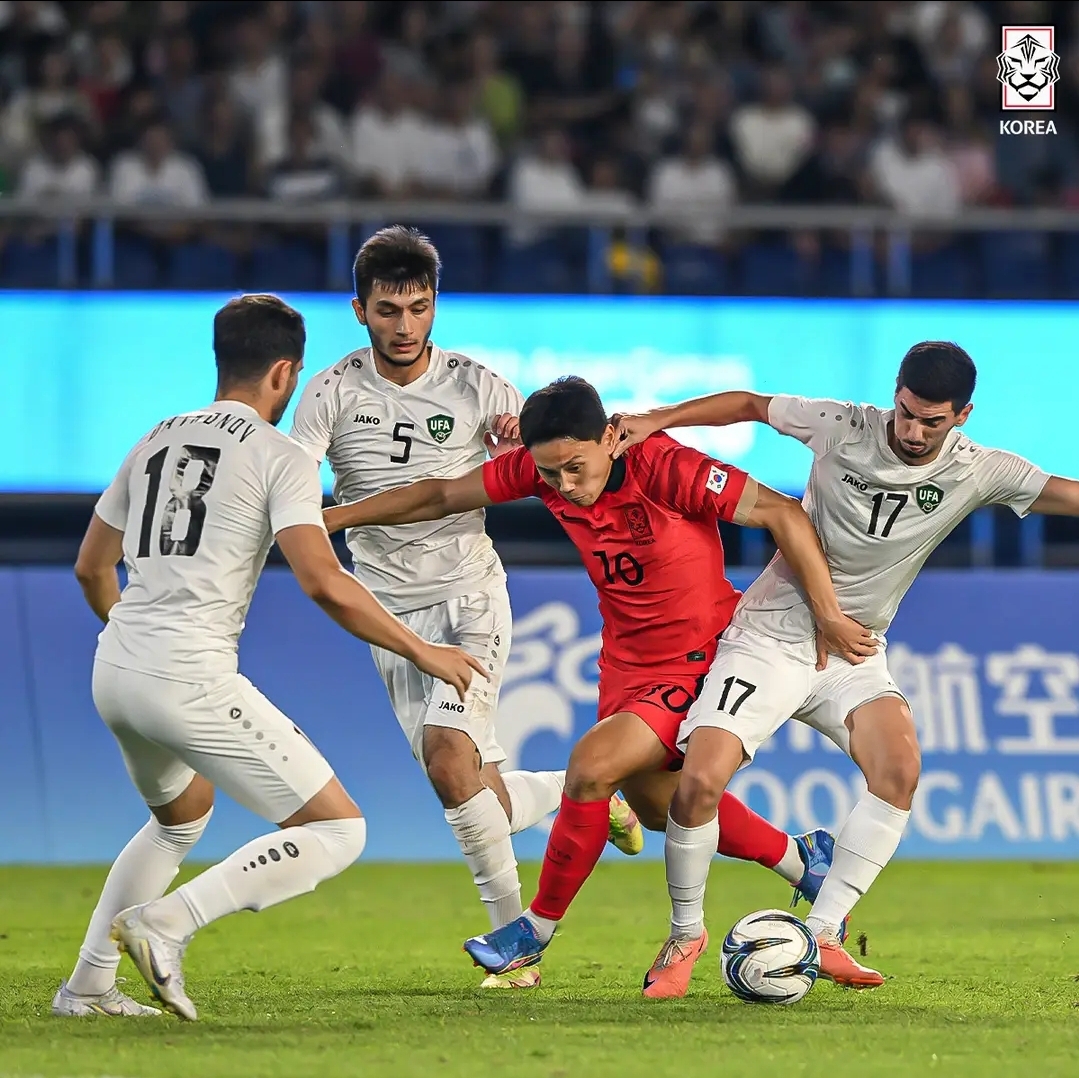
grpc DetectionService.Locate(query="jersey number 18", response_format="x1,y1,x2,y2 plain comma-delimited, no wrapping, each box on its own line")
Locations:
138,444,221,558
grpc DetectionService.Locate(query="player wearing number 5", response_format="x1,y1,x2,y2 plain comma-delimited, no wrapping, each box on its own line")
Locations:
616,340,1079,992
325,375,874,987
289,227,608,987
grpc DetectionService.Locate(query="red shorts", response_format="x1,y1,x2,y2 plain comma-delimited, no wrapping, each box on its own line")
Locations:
596,641,718,770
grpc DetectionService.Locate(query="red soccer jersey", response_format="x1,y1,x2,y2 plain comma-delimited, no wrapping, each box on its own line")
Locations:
482,432,749,667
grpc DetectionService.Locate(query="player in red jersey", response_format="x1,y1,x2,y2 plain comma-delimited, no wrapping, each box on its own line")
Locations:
324,376,874,988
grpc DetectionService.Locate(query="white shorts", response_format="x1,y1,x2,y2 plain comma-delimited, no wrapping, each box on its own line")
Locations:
677,626,907,762
92,660,336,822
370,586,511,772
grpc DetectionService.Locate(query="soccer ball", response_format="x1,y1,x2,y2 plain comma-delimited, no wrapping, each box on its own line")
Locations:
720,909,820,1004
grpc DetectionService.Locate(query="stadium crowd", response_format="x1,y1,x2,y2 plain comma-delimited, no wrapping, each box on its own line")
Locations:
1,0,1078,294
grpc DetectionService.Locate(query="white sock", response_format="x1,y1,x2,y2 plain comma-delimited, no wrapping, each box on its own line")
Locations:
143,817,367,940
445,787,522,929
522,907,558,944
805,792,909,937
67,810,211,997
665,813,718,939
773,836,805,885
502,770,566,833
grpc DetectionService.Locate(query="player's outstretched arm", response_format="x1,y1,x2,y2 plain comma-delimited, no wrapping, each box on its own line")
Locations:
323,466,493,535
1029,476,1079,516
613,392,772,458
742,482,877,668
74,512,125,622
276,523,487,700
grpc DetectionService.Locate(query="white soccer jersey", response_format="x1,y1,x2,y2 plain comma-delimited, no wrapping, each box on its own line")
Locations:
95,401,326,681
732,395,1050,644
290,344,524,614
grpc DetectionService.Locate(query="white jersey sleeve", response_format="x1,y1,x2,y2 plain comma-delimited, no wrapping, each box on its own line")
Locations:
290,367,344,464
973,447,1050,518
768,395,865,457
267,441,328,535
479,369,525,427
95,445,138,529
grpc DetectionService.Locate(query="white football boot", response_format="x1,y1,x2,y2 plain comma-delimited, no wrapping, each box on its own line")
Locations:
110,904,197,1021
51,979,162,1017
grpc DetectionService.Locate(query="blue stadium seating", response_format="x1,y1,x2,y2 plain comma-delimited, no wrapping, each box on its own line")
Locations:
1061,233,1079,298
498,237,582,293
0,237,60,287
910,242,975,298
169,242,240,290
740,241,813,296
420,224,487,292
248,240,325,292
660,244,728,295
113,236,161,289
981,231,1051,299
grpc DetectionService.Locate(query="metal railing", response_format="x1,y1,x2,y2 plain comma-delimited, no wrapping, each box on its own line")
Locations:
3,197,1079,293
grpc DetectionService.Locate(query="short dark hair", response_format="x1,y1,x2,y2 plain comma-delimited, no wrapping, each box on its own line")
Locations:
519,376,609,448
896,341,977,411
352,225,441,304
213,294,306,387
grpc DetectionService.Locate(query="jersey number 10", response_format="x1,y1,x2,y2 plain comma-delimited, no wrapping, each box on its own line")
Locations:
138,445,221,558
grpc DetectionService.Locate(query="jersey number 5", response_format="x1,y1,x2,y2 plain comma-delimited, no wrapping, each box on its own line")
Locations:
138,445,221,558
867,492,908,538
390,421,414,464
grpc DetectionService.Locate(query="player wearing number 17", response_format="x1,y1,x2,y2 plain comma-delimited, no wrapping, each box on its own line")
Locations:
52,296,484,1021
325,376,874,988
616,340,1079,992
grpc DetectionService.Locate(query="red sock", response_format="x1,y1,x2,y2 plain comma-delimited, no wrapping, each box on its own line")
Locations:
530,794,610,922
716,791,789,868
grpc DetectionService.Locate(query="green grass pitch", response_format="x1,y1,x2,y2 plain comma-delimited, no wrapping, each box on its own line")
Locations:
2,860,1078,1077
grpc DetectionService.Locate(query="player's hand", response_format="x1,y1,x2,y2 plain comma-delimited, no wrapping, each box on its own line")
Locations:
611,412,661,458
414,642,490,701
814,614,878,670
483,413,522,458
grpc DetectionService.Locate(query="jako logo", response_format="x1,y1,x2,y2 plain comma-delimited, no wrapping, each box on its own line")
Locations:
438,700,465,713
841,473,869,492
997,26,1060,110
353,414,380,425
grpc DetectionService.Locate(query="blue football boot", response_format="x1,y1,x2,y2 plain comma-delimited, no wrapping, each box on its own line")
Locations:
464,916,549,975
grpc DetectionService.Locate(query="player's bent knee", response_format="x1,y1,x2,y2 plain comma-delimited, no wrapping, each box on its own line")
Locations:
306,816,368,874
673,761,728,820
869,755,922,808
426,750,484,808
565,745,621,802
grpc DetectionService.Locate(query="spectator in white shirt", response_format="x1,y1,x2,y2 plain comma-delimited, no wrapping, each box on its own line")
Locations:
265,109,343,203
413,80,498,198
0,44,96,165
109,115,208,246
18,113,99,200
729,67,816,197
648,121,737,246
350,69,430,196
110,116,208,207
229,14,287,126
506,125,588,246
255,54,347,173
869,116,962,218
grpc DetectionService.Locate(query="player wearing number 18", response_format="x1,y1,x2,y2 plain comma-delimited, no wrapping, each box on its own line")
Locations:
324,375,874,990
53,295,485,1021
